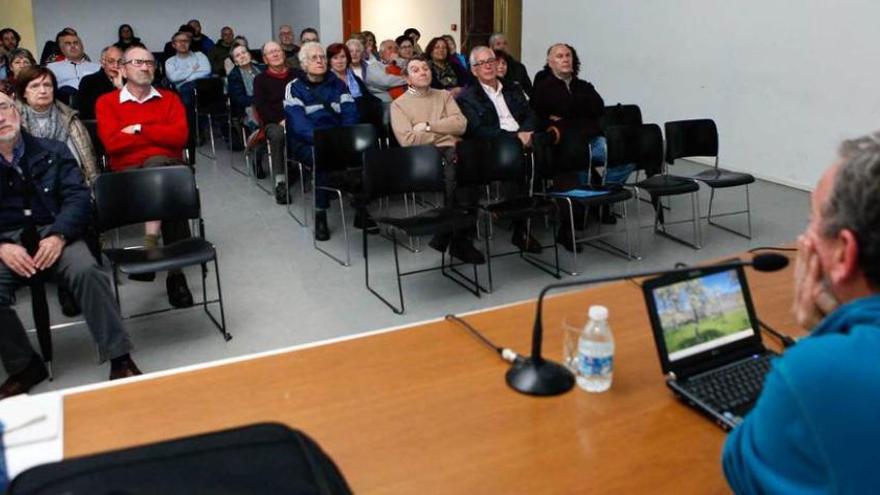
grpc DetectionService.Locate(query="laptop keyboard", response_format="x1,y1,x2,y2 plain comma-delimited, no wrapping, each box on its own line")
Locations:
682,354,773,414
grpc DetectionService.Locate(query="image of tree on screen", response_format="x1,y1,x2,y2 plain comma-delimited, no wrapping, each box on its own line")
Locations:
655,272,751,353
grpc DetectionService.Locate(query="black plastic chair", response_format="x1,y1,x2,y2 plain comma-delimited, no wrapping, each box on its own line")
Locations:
456,136,560,291
362,145,480,314
194,78,230,159
94,165,230,340
619,124,702,251
80,119,107,173
665,119,755,239
311,124,380,266
602,103,643,129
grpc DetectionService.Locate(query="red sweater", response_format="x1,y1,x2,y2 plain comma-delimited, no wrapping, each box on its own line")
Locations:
95,88,188,170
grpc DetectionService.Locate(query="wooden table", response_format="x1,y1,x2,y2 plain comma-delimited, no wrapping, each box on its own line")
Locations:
63,253,801,494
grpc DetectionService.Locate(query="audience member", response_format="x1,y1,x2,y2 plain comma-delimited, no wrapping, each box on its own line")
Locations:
390,56,482,263
723,132,880,493
0,28,20,58
426,37,470,97
489,32,532,97
0,48,36,97
76,45,124,120
443,35,468,70
14,67,98,186
253,41,301,203
395,35,415,62
365,39,406,114
223,36,251,75
163,24,194,59
95,46,194,307
403,28,423,55
164,31,211,107
47,30,100,99
300,28,319,44
40,27,78,65
494,49,523,93
457,46,542,253
327,43,381,130
227,44,264,133
208,26,235,76
187,19,214,54
114,24,141,51
345,38,368,81
283,42,360,241
361,31,379,62
0,90,141,399
277,25,301,70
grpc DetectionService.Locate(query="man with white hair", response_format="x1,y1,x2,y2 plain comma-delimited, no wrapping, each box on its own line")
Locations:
365,39,407,123
76,45,124,119
488,32,532,96
283,42,361,241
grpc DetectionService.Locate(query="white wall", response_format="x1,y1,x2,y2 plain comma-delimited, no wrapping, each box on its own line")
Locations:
522,0,880,189
361,0,460,48
33,0,272,55
318,0,343,44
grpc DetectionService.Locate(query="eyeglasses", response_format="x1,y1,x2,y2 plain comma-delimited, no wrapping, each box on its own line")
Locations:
124,59,156,68
102,58,122,66
473,58,497,67
0,102,15,113
307,54,327,62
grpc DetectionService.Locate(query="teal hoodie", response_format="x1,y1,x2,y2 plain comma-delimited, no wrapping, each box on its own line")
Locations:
723,294,880,494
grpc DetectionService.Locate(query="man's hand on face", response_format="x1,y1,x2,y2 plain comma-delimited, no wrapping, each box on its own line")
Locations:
793,235,840,329
33,234,66,271
111,71,124,89
517,131,533,148
0,243,37,278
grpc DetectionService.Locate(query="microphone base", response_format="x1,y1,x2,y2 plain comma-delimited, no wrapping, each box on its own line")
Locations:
506,357,575,396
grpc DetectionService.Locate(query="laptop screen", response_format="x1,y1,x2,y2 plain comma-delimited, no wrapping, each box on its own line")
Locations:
650,268,755,362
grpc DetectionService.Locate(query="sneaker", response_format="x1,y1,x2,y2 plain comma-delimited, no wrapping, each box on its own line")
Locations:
449,239,486,265
315,210,330,241
275,182,290,205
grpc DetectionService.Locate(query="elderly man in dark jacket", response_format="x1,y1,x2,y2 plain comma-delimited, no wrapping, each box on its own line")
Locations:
0,91,140,399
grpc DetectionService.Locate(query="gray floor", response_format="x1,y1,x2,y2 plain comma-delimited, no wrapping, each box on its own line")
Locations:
10,144,810,393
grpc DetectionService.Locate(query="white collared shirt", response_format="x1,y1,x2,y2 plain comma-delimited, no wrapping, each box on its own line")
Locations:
47,58,100,89
119,85,162,104
480,80,519,132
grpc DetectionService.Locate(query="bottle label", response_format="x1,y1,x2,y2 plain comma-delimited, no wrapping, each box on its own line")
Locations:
579,354,613,377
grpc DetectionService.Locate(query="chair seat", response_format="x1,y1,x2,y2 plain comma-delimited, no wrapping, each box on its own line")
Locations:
634,175,700,196
484,196,557,220
692,168,755,188
375,208,473,237
548,188,634,206
104,238,216,274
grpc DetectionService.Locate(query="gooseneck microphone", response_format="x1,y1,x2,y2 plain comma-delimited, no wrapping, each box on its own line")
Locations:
507,253,790,396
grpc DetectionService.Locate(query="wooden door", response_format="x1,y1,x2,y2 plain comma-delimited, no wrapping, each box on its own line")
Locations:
342,0,361,40
461,0,495,54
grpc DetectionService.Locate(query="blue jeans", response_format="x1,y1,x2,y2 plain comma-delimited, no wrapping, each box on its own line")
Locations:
576,136,636,185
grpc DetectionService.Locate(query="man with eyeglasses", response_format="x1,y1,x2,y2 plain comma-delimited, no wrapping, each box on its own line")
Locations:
283,41,362,241
165,30,211,108
95,46,195,309
0,91,142,398
365,39,407,124
47,30,100,99
277,25,301,71
76,45,124,120
458,45,543,253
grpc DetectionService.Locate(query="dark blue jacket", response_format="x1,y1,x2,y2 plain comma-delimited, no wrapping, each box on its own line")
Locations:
227,63,265,114
0,132,91,243
457,80,538,140
283,75,359,159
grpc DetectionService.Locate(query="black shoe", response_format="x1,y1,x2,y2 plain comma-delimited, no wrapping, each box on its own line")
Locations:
129,272,156,282
0,355,48,400
315,210,330,241
429,234,450,253
511,229,543,254
449,239,486,265
274,182,290,204
254,158,267,179
166,273,194,308
286,163,300,184
57,285,81,317
556,230,583,253
354,212,379,234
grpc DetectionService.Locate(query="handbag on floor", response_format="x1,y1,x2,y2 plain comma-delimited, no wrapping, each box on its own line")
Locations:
7,422,353,495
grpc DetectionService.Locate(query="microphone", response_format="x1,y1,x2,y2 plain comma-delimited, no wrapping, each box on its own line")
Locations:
507,253,790,396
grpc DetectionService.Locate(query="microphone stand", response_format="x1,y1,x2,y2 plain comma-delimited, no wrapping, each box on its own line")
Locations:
506,254,789,396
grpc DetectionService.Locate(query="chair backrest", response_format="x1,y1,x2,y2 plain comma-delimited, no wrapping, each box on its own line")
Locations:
80,119,105,159
455,135,525,186
664,119,718,164
605,124,664,174
194,78,226,111
94,165,200,231
602,104,643,130
362,145,444,199
313,124,380,172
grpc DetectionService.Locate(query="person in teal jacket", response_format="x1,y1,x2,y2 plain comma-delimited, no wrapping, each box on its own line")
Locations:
723,131,880,494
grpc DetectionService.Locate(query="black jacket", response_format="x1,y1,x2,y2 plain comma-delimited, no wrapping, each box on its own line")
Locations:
0,132,91,242
531,74,604,138
506,57,533,97
76,70,116,120
457,80,538,140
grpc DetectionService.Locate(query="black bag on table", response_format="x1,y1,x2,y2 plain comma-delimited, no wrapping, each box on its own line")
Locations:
7,423,352,495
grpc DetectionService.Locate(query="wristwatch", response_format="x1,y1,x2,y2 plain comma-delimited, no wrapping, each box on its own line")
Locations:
425,122,431,132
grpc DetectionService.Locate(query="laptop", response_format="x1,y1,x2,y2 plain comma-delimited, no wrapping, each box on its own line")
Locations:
641,264,777,431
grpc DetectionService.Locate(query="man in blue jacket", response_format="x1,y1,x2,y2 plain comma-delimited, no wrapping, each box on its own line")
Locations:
284,41,361,242
0,92,140,398
722,131,880,493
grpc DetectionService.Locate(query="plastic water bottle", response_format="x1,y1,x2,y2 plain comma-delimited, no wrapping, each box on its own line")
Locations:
577,305,615,392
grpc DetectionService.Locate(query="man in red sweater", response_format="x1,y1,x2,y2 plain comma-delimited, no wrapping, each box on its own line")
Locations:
95,46,194,308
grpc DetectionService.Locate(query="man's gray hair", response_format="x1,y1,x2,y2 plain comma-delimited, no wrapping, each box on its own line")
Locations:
298,41,323,65
469,45,493,67
402,55,428,76
345,38,363,50
823,131,880,287
488,32,505,47
100,45,121,57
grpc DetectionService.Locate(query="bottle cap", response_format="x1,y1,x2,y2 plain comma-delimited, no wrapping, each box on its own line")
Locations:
588,305,609,321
